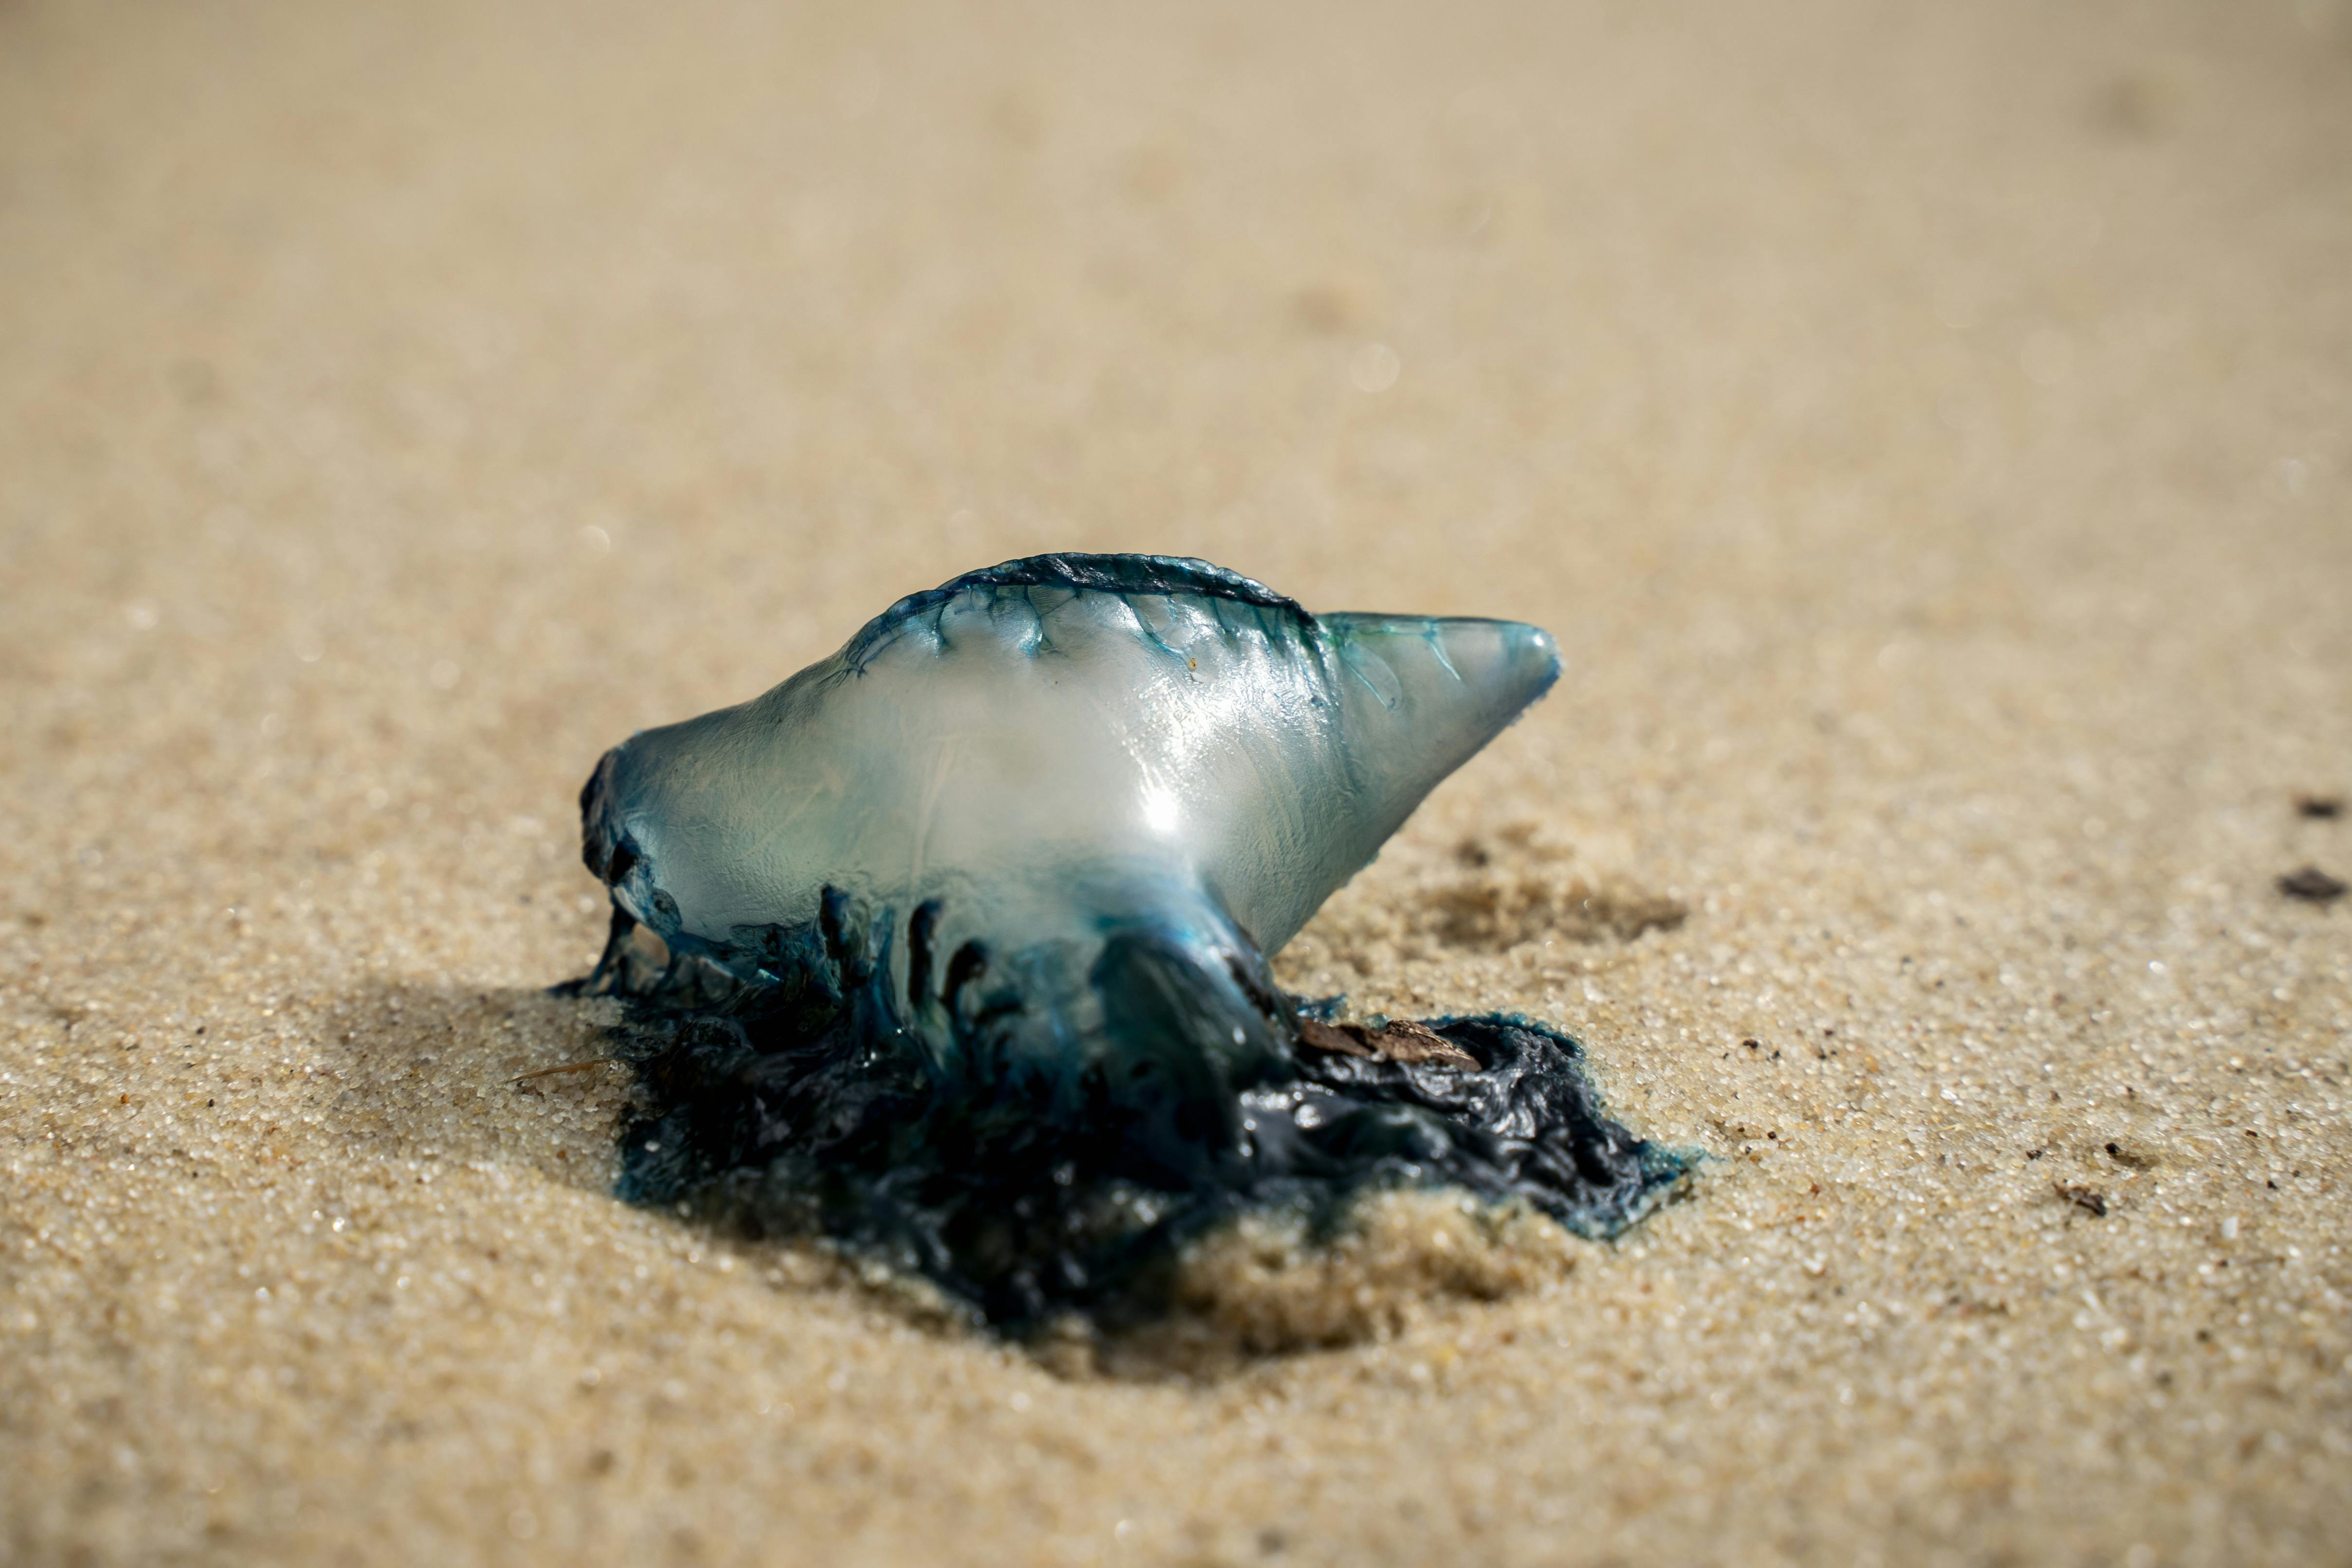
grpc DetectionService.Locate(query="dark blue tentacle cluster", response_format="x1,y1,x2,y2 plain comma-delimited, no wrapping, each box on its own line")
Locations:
579,891,1686,1329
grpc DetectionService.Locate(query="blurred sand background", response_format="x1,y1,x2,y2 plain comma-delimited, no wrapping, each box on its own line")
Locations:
4,0,2350,1563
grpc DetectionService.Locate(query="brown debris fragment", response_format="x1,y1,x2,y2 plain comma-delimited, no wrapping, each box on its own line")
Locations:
1372,1018,1479,1068
1295,1017,1375,1058
1296,1017,1478,1070
2294,793,2342,820
2055,1184,2108,1218
2277,865,2348,904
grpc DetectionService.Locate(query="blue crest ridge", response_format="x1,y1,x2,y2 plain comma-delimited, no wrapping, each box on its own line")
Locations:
945,553,1303,613
843,553,1308,672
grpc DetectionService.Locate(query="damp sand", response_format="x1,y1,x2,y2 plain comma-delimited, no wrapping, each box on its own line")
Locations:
3,0,2349,1563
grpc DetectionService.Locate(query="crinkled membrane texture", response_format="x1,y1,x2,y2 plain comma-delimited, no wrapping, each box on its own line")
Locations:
564,555,1686,1326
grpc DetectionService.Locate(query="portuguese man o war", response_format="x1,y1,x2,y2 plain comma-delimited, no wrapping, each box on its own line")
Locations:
560,554,1687,1327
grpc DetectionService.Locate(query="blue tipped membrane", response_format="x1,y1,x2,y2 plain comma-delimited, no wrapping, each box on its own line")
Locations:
560,555,1687,1328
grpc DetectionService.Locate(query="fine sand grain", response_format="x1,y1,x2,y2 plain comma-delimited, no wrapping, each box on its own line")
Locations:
3,1,2349,1563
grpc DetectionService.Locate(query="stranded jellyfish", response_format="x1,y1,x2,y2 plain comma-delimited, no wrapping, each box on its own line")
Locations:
563,554,1683,1325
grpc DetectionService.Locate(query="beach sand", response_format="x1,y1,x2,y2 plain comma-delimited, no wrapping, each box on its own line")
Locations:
3,0,2349,1562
